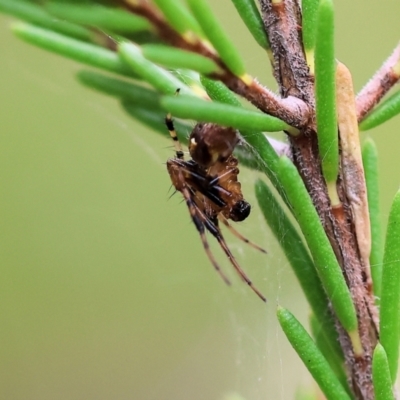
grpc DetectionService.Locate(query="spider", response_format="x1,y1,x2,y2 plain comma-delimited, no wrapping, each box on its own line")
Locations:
166,107,267,302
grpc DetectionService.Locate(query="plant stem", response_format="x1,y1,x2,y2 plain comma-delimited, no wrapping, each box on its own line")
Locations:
258,0,379,398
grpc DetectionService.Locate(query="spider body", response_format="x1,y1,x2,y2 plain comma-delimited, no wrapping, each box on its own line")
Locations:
166,117,266,302
167,148,250,223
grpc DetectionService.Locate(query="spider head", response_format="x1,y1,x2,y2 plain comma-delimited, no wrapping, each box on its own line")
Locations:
229,200,251,222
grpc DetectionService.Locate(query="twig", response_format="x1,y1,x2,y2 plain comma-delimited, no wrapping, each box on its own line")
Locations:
356,42,400,122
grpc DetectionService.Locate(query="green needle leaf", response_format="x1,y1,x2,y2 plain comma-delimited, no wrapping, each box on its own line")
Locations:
171,69,202,87
12,23,136,78
373,343,395,400
309,314,350,395
45,2,152,33
152,0,203,38
256,180,340,358
230,0,270,50
277,307,352,400
379,189,400,382
362,138,383,300
200,77,241,106
77,71,161,110
359,90,400,131
314,0,338,185
302,0,319,68
0,0,90,41
242,133,282,190
141,44,221,74
186,0,247,78
118,42,194,96
277,156,358,334
160,95,289,132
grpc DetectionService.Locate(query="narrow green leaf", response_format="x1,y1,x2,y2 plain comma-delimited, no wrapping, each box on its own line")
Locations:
186,0,247,78
230,0,270,50
362,138,383,300
121,100,191,144
152,0,203,37
256,180,340,358
373,343,395,400
277,156,358,334
170,70,210,98
315,0,338,184
77,71,161,110
0,0,90,41
380,189,400,382
46,2,152,33
242,133,282,189
302,0,319,53
12,23,137,78
118,42,194,96
277,307,351,400
171,69,201,86
160,95,289,132
142,44,221,74
359,90,400,131
200,77,241,106
309,314,350,395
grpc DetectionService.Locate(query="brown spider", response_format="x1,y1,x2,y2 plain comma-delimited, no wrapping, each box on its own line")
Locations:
166,111,267,302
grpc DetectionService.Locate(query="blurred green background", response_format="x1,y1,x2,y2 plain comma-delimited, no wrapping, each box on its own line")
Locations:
1,1,399,399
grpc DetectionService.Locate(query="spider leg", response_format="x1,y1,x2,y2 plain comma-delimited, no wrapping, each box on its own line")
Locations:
209,168,235,186
165,89,185,160
180,186,231,286
218,214,267,254
199,211,267,302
